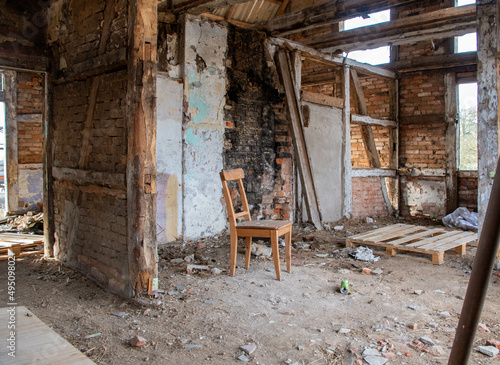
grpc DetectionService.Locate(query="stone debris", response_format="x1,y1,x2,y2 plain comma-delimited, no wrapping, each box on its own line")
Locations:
184,254,195,262
433,289,446,294
477,345,499,357
239,343,257,355
438,311,451,317
129,335,147,347
2,211,44,233
237,354,250,362
478,323,491,332
334,225,344,231
110,312,128,319
251,243,272,257
419,336,436,346
211,268,222,275
184,344,202,349
486,339,500,350
338,328,351,334
372,268,383,275
413,290,423,295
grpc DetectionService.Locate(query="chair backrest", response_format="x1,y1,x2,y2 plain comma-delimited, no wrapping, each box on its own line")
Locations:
220,168,252,229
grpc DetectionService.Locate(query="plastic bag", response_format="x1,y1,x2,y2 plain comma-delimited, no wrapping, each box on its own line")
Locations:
442,207,478,231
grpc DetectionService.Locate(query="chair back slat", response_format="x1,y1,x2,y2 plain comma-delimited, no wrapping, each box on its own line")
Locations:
220,169,252,229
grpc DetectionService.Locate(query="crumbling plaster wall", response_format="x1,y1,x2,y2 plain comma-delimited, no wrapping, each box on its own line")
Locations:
181,16,228,239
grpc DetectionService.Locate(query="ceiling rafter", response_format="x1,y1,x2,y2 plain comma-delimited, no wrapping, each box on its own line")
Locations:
249,0,419,36
304,4,476,52
158,0,249,15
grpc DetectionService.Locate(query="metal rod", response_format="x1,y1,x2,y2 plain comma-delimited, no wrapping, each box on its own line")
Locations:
448,157,500,364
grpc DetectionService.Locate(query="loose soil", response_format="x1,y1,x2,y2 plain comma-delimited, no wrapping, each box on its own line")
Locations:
1,217,500,365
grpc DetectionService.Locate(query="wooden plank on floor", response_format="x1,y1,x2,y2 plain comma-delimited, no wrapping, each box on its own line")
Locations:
403,230,463,248
388,228,446,246
371,225,426,243
424,232,477,251
0,306,96,364
349,224,410,240
417,231,475,250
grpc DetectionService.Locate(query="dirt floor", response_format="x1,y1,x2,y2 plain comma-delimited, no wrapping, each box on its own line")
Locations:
1,217,500,365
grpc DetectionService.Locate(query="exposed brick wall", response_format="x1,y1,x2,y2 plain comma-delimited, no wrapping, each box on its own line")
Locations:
399,72,446,170
352,177,388,218
458,175,478,212
17,72,44,165
351,125,391,168
359,76,391,119
50,0,130,294
224,26,292,220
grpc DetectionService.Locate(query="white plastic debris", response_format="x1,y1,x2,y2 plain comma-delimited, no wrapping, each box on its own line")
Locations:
355,246,380,263
442,207,478,231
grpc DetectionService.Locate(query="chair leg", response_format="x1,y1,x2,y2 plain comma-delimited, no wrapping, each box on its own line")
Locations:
285,229,292,273
245,236,252,269
271,231,281,281
230,234,238,276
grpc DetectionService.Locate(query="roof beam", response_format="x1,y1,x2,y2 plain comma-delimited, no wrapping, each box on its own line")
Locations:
304,4,476,52
158,0,249,15
250,0,418,36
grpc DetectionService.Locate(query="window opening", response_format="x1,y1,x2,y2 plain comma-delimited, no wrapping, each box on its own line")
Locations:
458,82,477,170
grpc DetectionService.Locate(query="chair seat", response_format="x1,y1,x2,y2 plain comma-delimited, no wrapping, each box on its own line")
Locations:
236,220,292,230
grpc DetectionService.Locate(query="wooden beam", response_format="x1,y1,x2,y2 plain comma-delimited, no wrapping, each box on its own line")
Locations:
52,167,126,189
78,76,101,169
225,4,236,21
275,0,289,16
276,49,322,229
302,90,344,109
127,0,158,297
352,168,397,178
388,51,477,73
304,5,476,53
351,114,397,128
342,65,352,217
98,0,117,55
200,12,250,26
43,73,55,258
5,71,18,213
158,0,249,15
302,71,337,86
269,37,397,79
445,72,458,214
251,0,418,37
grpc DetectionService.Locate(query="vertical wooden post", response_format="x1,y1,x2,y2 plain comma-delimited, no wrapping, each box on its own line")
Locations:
291,50,302,223
126,0,158,297
342,65,352,217
388,79,399,213
276,49,322,229
445,72,458,214
4,70,18,213
43,73,55,257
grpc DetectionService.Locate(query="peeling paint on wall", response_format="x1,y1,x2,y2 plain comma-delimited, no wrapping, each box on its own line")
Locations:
401,177,446,218
18,165,43,208
182,16,227,239
156,75,183,243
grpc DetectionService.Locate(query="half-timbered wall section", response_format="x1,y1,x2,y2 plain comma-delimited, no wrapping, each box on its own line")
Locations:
47,0,157,297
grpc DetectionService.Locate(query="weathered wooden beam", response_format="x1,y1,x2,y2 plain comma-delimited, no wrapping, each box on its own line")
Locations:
342,65,352,217
200,12,250,26
445,72,458,214
98,0,118,55
352,168,397,178
276,48,322,229
269,38,397,79
78,76,101,169
225,4,236,21
351,114,397,128
304,5,476,53
275,0,289,16
43,72,55,258
4,71,18,213
302,90,344,109
52,167,126,189
127,0,158,297
251,0,418,37
158,0,249,15
388,51,477,73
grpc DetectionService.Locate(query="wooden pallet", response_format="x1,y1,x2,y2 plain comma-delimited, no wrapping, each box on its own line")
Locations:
346,224,477,264
0,233,44,260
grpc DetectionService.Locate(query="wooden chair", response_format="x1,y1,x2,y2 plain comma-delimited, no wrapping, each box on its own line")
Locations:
220,168,292,280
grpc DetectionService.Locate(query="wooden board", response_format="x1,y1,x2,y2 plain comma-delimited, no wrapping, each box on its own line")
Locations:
0,233,44,259
0,306,96,364
346,224,477,264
